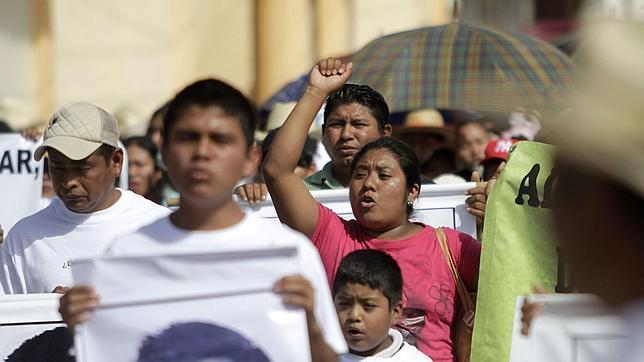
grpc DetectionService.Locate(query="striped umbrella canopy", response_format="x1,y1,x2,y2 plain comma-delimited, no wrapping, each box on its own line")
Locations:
349,23,575,113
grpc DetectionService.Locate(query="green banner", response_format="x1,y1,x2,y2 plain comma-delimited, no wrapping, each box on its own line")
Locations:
470,141,566,361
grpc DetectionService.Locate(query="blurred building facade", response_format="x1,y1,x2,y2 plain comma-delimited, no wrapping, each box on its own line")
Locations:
1,0,639,131
0,0,451,131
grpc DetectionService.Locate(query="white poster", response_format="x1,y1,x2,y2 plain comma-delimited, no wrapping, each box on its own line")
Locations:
239,183,477,239
0,293,64,360
509,294,627,362
0,134,43,234
72,247,311,362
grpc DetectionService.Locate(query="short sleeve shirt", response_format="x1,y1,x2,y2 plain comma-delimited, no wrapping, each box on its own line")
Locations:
311,203,481,361
303,162,345,190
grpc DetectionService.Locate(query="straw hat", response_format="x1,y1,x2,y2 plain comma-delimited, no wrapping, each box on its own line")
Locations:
544,20,644,198
393,109,454,146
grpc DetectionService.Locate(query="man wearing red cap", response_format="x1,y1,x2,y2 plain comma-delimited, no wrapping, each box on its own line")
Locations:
480,138,520,181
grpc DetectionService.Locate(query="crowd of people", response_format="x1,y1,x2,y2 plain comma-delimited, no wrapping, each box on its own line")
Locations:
0,18,643,362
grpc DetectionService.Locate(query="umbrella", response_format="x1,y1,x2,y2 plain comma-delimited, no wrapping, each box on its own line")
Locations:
349,23,575,113
259,74,308,117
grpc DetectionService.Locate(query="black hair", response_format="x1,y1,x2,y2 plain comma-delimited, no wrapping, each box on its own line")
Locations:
6,327,74,362
124,136,160,170
613,182,644,231
332,250,403,310
163,79,257,147
351,137,421,216
146,102,169,134
95,144,117,164
421,148,456,174
261,127,316,169
149,101,170,123
137,322,270,362
0,120,13,133
456,120,487,134
324,84,390,133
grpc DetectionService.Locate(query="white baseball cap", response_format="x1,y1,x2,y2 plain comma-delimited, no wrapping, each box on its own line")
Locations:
34,102,119,161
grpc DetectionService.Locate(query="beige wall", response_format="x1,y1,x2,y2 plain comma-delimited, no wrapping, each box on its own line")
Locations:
0,0,35,129
169,0,254,99
348,0,451,51
0,0,451,131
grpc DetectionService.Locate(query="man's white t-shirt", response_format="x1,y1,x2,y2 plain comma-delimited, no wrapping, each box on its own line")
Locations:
105,214,348,355
0,189,170,294
341,329,433,362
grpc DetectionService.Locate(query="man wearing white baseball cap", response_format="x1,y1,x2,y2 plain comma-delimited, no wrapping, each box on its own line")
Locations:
0,102,169,294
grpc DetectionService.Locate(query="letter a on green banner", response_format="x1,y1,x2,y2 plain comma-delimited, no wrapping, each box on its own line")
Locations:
470,141,560,362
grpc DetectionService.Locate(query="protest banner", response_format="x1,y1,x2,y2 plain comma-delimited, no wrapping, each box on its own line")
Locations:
471,141,562,361
72,247,311,362
0,293,64,360
0,134,43,233
240,183,478,239
509,294,627,362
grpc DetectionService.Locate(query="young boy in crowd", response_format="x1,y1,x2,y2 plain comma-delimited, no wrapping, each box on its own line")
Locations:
59,79,346,362
333,250,432,361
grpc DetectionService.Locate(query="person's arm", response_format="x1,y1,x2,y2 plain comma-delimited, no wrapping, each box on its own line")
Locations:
263,58,353,237
274,275,339,362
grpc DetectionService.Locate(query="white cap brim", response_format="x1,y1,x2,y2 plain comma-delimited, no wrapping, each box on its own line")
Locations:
34,136,103,161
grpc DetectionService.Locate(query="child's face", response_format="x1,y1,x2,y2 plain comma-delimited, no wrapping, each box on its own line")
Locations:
333,282,402,356
162,105,257,205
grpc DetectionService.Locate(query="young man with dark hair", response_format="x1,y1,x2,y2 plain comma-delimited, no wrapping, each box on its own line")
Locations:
235,82,393,202
59,79,347,362
332,250,432,361
0,102,170,294
304,83,392,190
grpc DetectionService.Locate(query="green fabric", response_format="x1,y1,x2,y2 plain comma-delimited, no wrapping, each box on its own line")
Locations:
303,162,345,190
471,142,560,361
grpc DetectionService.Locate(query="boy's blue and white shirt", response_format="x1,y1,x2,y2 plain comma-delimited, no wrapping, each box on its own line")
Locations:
341,329,433,362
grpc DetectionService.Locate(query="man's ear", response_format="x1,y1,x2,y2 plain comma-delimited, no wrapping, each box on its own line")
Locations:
242,143,262,179
112,148,124,176
391,301,404,326
383,124,393,137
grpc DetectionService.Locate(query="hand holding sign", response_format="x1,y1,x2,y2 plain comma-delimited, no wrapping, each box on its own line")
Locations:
466,162,505,224
235,183,268,205
59,286,99,328
520,285,548,336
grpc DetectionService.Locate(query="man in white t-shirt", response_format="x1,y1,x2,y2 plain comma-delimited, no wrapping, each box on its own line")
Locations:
0,102,169,294
60,79,347,361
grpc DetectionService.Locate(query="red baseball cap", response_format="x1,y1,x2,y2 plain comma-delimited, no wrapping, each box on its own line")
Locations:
481,138,520,165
